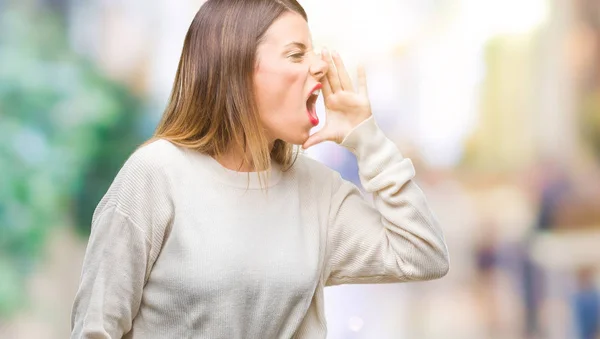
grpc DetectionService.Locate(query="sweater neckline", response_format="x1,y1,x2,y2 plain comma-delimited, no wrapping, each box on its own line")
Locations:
198,152,283,189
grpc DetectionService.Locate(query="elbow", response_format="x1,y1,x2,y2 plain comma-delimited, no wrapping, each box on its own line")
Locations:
427,244,450,279
431,251,450,279
420,228,450,280
403,246,450,281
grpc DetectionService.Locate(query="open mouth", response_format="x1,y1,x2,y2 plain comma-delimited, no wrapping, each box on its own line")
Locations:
306,84,322,126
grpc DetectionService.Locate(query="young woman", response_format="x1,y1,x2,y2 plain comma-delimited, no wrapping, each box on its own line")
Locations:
71,0,449,338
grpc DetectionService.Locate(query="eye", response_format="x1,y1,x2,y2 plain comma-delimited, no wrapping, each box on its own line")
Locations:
288,52,305,61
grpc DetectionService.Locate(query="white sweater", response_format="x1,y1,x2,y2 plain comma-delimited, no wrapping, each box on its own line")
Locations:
71,116,449,339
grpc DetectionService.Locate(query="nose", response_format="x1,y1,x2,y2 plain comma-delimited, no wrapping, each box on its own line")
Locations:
309,54,328,80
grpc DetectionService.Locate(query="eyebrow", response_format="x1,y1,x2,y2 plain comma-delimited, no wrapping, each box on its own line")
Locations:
284,42,308,50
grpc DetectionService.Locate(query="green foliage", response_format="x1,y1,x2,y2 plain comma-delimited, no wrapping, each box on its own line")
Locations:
0,5,146,318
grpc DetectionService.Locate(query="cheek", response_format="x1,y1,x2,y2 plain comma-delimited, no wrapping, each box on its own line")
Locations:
256,66,305,110
266,66,303,94
279,70,307,110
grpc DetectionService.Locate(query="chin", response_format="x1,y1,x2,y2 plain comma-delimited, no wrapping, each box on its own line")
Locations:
279,131,310,146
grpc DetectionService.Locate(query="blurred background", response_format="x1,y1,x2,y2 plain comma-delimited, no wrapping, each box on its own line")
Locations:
1,0,600,338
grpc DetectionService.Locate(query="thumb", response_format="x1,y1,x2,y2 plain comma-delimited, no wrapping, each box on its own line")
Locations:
302,131,326,150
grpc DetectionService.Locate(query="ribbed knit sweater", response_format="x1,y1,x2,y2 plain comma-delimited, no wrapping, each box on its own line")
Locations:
70,116,449,338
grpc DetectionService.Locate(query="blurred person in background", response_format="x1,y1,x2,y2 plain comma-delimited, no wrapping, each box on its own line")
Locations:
69,0,449,338
572,267,600,339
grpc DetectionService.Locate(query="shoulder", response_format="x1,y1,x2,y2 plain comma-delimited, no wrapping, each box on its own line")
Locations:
97,139,183,214
92,139,178,246
128,138,186,171
292,152,342,188
294,152,332,173
116,138,193,182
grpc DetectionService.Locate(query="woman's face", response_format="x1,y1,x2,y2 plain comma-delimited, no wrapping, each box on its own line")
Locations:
254,12,328,146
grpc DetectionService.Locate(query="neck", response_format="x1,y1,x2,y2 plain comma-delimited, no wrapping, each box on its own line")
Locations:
214,152,255,172
214,140,275,172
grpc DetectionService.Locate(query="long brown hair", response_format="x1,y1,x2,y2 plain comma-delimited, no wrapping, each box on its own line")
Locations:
148,0,307,179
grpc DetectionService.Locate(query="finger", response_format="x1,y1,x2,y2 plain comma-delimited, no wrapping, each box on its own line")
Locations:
332,51,354,92
302,131,326,149
357,64,368,97
321,76,333,99
322,49,341,93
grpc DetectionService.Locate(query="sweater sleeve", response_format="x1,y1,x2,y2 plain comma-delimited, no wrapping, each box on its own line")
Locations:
71,150,173,338
324,116,449,286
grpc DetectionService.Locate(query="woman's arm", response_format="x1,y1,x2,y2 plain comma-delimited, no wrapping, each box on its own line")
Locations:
302,50,448,286
323,116,449,286
71,149,173,338
71,206,150,338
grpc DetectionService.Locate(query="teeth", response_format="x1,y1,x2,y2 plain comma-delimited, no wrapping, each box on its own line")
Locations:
311,89,320,96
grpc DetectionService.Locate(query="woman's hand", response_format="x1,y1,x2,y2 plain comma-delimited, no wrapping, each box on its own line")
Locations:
302,50,372,149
